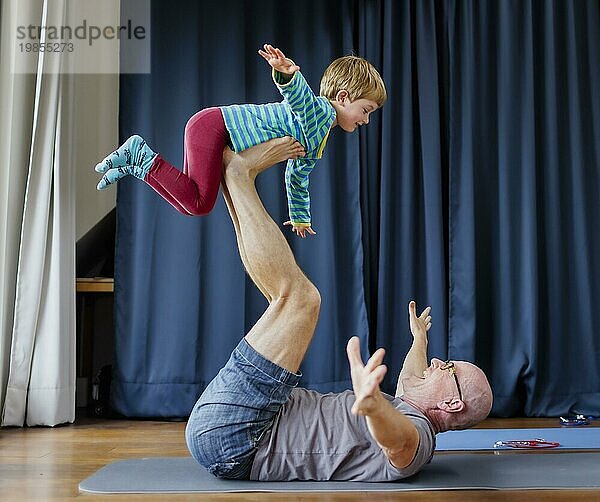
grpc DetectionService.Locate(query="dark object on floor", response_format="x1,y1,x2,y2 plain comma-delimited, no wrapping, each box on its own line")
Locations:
560,415,590,427
92,365,113,417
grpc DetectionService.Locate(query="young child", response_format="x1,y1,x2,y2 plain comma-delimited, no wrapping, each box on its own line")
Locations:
95,44,387,238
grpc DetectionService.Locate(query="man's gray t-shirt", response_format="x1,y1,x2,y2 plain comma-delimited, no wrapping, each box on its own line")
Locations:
250,388,436,481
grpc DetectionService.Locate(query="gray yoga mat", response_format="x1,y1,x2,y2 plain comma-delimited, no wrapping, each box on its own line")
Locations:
436,427,600,451
79,453,600,493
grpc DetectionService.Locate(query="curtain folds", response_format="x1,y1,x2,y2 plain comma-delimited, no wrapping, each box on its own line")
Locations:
372,0,449,392
114,0,600,418
447,0,600,416
0,0,76,426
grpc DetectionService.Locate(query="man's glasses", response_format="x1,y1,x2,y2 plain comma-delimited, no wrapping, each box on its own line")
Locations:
440,360,463,401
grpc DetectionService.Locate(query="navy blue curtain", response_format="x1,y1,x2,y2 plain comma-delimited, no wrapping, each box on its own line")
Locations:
447,0,600,416
112,0,600,418
370,0,450,396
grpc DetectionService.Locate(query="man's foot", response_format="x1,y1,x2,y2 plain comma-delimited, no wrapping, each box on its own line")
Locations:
95,135,157,190
223,137,305,179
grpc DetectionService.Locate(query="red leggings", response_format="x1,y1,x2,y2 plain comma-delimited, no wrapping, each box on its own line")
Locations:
145,107,228,216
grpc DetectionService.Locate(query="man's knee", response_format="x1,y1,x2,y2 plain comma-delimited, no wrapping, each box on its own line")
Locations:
284,278,321,317
303,281,321,313
185,409,220,469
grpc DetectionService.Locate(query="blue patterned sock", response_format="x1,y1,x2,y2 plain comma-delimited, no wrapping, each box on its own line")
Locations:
95,135,157,190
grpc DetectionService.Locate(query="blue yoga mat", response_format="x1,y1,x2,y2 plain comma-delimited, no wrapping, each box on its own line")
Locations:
436,427,600,450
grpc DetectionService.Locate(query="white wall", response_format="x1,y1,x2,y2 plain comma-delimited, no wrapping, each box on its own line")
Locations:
74,74,118,241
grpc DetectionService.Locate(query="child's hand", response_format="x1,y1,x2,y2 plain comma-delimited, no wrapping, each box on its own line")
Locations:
258,44,300,75
284,221,316,238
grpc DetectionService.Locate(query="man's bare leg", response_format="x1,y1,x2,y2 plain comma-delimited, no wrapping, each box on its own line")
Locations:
220,137,305,302
221,180,271,301
221,140,319,373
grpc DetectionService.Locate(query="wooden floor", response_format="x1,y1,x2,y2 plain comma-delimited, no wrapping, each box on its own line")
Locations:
1,413,599,501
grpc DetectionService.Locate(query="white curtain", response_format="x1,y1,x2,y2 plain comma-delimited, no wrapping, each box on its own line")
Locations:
0,0,76,426
0,0,119,426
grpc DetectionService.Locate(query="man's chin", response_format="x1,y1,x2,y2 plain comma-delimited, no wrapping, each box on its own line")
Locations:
403,375,426,388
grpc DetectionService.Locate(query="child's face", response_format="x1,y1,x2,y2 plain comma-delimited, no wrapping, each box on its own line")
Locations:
334,95,379,132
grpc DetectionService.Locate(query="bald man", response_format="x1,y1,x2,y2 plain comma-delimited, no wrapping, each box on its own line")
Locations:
185,138,493,481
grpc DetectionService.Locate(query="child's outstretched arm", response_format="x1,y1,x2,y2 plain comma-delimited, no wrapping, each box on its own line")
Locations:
258,43,325,144
258,43,326,239
258,44,300,76
283,161,317,238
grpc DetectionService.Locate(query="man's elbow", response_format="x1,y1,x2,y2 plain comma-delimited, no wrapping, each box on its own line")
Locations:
384,427,420,469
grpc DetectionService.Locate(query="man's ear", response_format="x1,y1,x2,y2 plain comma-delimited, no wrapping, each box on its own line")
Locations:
437,398,465,413
335,90,349,104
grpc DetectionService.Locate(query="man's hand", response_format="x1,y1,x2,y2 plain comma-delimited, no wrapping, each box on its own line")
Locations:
283,221,316,238
258,44,300,75
409,301,431,340
346,336,388,416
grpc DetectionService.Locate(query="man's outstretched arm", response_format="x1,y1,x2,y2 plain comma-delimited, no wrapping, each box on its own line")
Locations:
346,337,419,469
395,301,431,396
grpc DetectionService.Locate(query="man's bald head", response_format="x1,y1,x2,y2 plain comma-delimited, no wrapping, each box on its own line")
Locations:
401,359,493,433
439,361,493,431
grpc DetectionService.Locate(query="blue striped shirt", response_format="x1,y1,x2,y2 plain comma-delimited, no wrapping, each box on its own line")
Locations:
220,70,336,226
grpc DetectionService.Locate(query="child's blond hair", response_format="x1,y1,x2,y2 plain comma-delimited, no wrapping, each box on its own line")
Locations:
320,55,387,107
